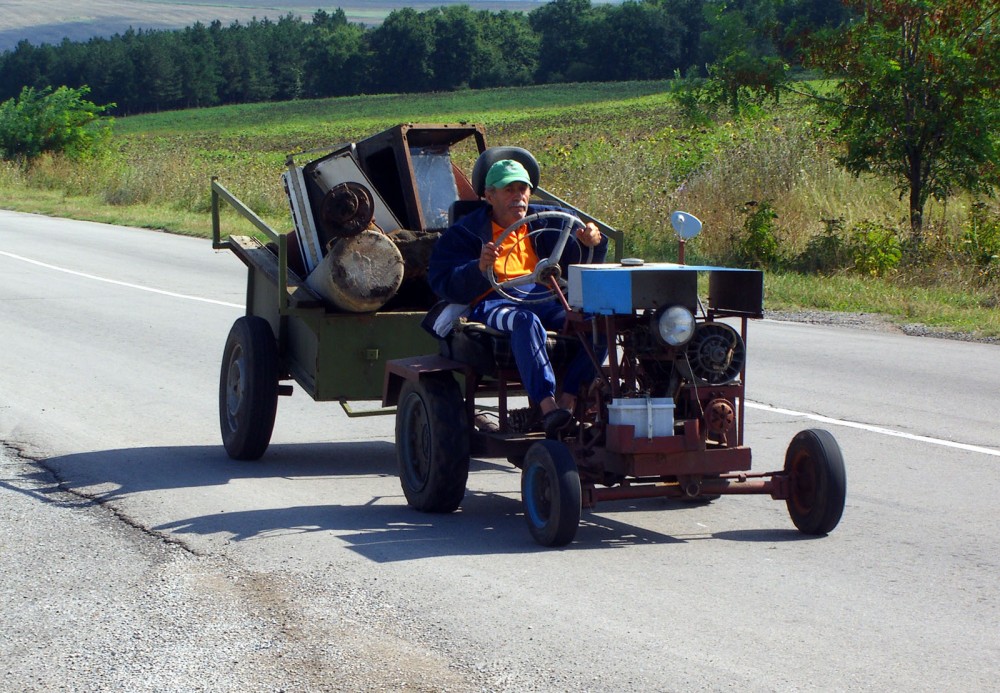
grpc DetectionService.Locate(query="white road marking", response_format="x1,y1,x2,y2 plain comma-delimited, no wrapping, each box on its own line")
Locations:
747,401,1000,457
5,250,997,456
0,250,243,308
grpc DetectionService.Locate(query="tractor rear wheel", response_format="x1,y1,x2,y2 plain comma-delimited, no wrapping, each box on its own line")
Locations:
785,429,846,535
521,440,581,547
395,375,469,513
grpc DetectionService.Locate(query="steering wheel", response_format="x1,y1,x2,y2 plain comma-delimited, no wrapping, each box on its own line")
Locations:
486,211,596,304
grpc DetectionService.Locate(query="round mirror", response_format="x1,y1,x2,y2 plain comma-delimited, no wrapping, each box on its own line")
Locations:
670,211,703,240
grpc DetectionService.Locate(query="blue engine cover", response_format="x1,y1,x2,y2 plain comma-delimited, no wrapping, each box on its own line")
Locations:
567,263,699,314
567,262,765,316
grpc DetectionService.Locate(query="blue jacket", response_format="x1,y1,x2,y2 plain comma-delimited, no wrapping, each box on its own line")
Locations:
428,202,609,305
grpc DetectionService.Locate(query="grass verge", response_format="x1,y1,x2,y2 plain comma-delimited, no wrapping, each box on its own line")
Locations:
1,81,998,340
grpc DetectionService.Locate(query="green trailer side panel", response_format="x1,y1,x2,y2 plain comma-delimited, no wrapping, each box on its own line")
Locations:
290,311,438,401
285,314,320,395
248,264,281,328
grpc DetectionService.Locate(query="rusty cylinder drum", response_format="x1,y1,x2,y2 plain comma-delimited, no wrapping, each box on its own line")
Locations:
305,229,405,313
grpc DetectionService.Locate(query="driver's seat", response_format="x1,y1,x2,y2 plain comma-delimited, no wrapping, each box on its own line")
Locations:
440,319,580,378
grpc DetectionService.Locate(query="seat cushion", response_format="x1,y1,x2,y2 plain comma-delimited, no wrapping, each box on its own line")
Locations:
441,321,580,376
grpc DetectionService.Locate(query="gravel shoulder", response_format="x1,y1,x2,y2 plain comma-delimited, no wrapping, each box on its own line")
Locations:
765,309,1000,344
0,444,482,693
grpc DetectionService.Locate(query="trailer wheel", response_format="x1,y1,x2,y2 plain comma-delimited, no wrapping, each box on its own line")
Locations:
395,375,469,513
219,316,279,461
521,440,581,547
785,429,846,535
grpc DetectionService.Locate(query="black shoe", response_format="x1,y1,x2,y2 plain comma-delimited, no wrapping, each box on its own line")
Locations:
542,408,573,439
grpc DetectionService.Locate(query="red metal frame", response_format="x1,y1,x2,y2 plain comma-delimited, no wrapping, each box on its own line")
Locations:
383,274,786,514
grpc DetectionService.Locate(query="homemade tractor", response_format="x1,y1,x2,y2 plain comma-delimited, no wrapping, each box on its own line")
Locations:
212,123,846,547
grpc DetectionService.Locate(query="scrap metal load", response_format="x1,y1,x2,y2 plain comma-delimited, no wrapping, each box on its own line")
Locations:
281,124,486,313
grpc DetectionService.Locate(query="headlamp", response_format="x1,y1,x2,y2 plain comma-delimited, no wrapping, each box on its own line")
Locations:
655,305,696,347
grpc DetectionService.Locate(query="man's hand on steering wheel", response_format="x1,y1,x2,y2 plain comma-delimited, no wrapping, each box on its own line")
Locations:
478,222,595,273
485,210,606,304
576,221,602,248
478,241,501,273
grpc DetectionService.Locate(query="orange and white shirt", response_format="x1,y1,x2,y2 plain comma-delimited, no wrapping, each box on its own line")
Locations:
492,221,539,281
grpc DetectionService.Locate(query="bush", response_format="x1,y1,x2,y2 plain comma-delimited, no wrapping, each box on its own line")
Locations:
961,202,1000,283
730,200,781,268
669,69,714,124
0,85,114,162
794,217,850,274
848,220,902,277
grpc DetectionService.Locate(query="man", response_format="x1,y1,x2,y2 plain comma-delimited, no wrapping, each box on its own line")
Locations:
428,158,607,438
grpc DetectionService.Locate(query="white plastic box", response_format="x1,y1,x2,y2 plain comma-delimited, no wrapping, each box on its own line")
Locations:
607,397,675,439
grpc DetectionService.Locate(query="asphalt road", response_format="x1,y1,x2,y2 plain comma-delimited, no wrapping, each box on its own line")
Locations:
1,210,998,691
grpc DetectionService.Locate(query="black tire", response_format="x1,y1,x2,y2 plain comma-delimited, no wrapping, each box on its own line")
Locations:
219,316,279,461
521,440,581,547
785,429,846,535
395,375,470,513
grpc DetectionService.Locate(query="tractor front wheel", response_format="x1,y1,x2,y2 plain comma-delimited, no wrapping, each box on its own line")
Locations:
521,440,581,547
785,429,846,535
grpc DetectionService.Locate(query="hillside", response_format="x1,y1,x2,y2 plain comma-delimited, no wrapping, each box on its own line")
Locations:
0,0,545,51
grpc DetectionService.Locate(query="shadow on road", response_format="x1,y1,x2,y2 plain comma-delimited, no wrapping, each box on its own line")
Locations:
150,490,690,560
41,440,402,500
34,442,814,559
713,528,824,542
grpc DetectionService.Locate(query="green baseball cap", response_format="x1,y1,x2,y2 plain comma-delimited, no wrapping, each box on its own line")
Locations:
485,159,532,190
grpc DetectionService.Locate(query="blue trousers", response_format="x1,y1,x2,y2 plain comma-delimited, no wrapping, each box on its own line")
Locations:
469,294,602,405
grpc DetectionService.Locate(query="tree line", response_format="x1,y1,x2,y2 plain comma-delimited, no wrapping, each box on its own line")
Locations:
0,0,850,115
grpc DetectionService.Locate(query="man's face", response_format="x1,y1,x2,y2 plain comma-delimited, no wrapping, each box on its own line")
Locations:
485,181,531,229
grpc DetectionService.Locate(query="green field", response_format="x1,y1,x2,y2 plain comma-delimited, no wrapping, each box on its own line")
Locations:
1,81,998,338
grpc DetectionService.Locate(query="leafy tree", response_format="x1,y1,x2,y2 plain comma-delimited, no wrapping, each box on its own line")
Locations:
427,6,480,90
367,8,436,93
0,41,56,101
0,85,114,162
130,31,183,111
178,23,222,108
657,0,711,74
474,10,539,88
774,0,852,60
806,0,1000,239
529,0,594,83
78,36,136,112
266,15,310,101
701,0,788,113
0,0,867,114
708,51,788,114
303,10,370,98
216,21,277,104
588,2,683,81
48,38,88,92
